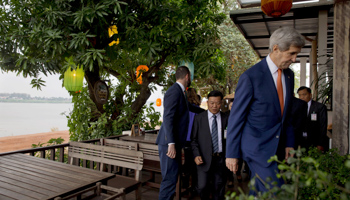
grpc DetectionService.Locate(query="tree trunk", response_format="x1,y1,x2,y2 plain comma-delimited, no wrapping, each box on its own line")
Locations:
85,64,104,113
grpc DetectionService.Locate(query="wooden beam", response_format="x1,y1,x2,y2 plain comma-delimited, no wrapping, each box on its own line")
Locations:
332,0,350,155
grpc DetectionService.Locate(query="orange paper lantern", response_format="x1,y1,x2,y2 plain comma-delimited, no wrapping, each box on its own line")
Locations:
136,65,149,84
156,98,162,107
261,0,292,18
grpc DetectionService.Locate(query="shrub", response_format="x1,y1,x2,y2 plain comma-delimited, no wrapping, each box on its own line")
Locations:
226,148,350,200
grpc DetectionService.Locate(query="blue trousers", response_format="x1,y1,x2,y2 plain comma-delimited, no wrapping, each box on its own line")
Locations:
247,160,283,195
158,144,181,200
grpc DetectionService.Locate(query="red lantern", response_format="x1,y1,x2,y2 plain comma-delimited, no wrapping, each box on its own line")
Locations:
136,65,149,84
156,98,162,107
261,0,292,18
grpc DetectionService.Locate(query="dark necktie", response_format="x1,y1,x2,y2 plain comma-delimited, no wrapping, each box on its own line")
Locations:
211,115,218,153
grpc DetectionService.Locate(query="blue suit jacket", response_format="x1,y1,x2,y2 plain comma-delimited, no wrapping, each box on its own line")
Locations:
226,58,295,167
156,83,189,147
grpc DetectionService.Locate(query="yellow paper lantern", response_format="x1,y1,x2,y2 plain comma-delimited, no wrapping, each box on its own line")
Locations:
136,65,149,84
261,0,292,18
156,98,162,107
64,66,84,92
108,25,120,46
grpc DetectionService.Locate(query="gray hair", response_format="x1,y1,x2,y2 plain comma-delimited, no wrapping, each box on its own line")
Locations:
269,27,305,52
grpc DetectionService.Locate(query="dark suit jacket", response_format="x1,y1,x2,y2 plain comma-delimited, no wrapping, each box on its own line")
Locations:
156,83,204,147
191,111,229,172
290,97,308,149
303,100,328,149
226,58,295,167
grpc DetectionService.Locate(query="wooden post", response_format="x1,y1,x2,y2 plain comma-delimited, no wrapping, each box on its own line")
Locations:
311,40,318,100
332,0,350,155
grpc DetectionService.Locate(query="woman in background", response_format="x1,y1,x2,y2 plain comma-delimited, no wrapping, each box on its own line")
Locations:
183,88,201,196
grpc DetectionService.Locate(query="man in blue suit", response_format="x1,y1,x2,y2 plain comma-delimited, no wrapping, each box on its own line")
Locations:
156,66,203,200
225,27,305,194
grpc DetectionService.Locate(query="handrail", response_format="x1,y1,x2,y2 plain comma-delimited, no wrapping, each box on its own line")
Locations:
0,134,129,162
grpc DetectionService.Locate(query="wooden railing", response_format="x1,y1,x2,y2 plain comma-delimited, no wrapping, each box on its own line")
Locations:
0,134,127,162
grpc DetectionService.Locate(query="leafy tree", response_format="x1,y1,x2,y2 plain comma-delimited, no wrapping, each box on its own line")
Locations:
195,0,260,98
0,0,226,139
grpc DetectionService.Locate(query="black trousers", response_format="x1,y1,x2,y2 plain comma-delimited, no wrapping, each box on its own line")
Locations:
197,155,226,200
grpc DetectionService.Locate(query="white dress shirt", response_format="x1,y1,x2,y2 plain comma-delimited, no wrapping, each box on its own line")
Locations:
307,99,312,115
208,111,222,153
266,55,286,105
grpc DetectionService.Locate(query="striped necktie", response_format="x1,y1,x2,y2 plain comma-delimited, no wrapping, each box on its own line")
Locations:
211,115,218,153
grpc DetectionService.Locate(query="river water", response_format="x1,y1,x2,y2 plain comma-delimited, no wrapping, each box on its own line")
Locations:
0,102,163,137
0,102,72,137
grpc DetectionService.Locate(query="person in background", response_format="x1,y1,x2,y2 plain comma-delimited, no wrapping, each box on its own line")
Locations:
183,88,201,195
290,94,308,150
191,90,228,200
297,86,328,151
226,27,305,194
156,66,203,200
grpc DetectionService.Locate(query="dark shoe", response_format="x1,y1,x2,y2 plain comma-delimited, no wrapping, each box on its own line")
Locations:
227,181,234,187
237,175,242,183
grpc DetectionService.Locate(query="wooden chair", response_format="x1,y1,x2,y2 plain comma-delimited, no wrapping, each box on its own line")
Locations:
137,143,161,188
100,138,138,174
53,182,125,200
68,142,143,200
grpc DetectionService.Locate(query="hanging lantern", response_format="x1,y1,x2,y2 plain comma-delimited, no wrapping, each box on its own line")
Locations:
156,98,162,107
108,25,120,46
261,0,292,18
64,66,84,92
179,61,194,81
136,65,149,84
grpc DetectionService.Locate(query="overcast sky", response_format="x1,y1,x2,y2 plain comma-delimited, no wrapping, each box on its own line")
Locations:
0,70,163,101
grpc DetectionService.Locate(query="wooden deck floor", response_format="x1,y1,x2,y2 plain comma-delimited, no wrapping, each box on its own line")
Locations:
117,171,250,200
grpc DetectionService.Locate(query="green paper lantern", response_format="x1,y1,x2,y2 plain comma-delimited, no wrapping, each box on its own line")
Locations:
64,66,84,92
179,61,194,81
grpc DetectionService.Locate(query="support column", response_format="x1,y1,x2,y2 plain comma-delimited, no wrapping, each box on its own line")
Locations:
318,10,328,101
300,57,307,87
309,49,313,87
333,0,350,155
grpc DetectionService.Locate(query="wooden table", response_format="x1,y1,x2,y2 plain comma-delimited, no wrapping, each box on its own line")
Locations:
120,133,157,144
0,153,115,200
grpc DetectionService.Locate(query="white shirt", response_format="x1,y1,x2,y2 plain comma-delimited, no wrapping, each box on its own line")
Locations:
176,81,185,94
307,99,312,115
266,55,286,104
208,111,222,153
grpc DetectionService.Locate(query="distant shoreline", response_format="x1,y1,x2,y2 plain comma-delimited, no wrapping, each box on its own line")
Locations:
0,99,71,103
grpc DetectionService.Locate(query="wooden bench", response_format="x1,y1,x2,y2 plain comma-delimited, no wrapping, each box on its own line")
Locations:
100,139,138,174
103,138,161,188
69,142,143,200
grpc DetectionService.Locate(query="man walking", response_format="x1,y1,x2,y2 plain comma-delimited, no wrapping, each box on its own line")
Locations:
225,27,305,194
156,66,202,200
191,90,228,200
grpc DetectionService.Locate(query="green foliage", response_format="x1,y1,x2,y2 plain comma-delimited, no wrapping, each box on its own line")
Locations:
66,84,162,141
226,148,350,200
1,0,228,141
32,137,68,163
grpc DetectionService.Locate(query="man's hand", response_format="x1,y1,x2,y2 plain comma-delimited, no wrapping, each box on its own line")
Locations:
194,156,203,165
285,147,294,161
226,158,239,174
166,144,176,159
317,145,324,152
